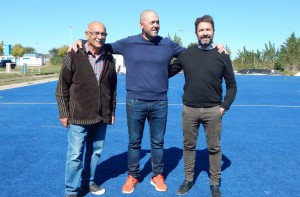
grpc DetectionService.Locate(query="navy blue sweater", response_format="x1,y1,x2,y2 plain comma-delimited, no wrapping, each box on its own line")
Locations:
110,34,184,100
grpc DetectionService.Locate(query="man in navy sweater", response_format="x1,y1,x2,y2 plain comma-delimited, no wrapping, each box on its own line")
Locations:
112,10,184,193
169,15,237,197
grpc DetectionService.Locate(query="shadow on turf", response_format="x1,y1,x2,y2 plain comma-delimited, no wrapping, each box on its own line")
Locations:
92,148,182,185
194,149,231,186
79,147,231,196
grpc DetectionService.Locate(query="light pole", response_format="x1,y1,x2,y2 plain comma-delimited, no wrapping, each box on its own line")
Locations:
179,29,183,46
35,42,38,53
68,26,74,46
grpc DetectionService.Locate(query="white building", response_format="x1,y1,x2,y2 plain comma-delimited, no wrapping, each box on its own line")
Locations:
0,55,15,62
18,53,45,66
0,53,45,66
113,54,126,74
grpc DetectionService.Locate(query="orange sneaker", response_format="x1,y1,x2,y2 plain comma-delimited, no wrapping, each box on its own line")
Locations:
122,175,139,194
150,174,167,192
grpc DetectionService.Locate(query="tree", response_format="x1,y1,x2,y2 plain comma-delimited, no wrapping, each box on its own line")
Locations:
0,43,3,55
167,33,183,64
234,47,257,70
57,45,69,57
167,33,183,46
225,45,232,58
187,42,197,48
12,44,25,58
24,47,36,54
276,33,300,72
173,33,183,47
49,48,59,58
49,45,68,65
261,41,278,69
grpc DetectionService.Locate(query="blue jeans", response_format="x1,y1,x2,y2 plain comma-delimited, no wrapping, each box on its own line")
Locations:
126,97,168,178
65,123,107,195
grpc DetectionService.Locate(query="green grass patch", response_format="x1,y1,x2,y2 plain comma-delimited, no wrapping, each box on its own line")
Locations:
0,64,61,86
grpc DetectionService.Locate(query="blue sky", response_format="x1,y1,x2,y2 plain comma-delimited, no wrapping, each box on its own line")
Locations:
1,0,299,58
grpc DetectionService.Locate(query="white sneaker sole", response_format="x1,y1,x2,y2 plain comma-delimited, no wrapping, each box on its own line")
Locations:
150,180,167,192
91,188,105,195
122,188,134,194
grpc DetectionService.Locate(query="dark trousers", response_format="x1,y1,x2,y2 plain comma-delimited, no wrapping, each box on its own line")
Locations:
182,105,222,185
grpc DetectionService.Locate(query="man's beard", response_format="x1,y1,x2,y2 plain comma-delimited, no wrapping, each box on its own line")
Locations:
199,37,213,46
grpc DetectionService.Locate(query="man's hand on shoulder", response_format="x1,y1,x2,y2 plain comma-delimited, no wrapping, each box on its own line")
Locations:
215,44,228,54
67,39,84,52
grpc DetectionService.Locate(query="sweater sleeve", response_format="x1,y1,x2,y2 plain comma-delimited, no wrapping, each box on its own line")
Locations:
168,39,185,78
170,39,186,58
221,55,237,111
55,53,74,119
111,63,117,116
169,57,183,78
110,37,129,54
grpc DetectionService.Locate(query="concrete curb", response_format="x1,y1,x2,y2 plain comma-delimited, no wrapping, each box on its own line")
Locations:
0,77,58,91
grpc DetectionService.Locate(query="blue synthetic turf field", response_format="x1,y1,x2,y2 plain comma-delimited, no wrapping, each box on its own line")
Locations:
0,74,300,197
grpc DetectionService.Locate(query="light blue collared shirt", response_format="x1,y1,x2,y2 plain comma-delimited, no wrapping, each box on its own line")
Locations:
197,43,215,51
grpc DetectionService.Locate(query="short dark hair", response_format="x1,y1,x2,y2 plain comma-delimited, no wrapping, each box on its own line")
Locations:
194,15,215,33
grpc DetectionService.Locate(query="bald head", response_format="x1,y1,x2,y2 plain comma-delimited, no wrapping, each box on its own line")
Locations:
139,10,160,40
140,10,158,23
87,21,106,32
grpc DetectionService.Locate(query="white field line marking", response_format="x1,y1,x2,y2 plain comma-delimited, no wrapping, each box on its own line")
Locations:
0,103,300,108
0,103,57,105
232,104,300,108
